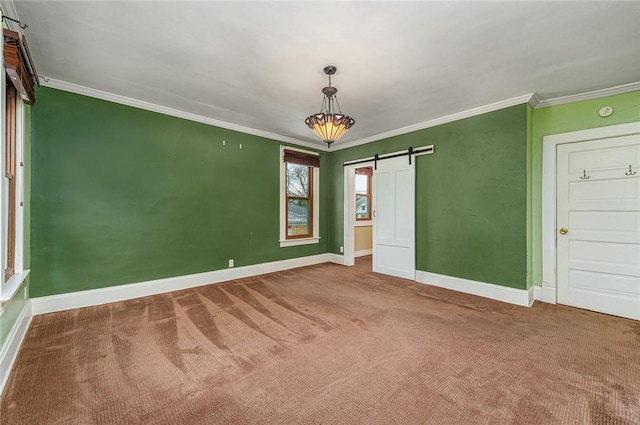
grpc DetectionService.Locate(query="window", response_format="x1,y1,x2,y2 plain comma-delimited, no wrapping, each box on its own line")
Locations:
286,163,313,238
280,147,320,247
4,80,16,281
355,167,372,221
1,27,34,302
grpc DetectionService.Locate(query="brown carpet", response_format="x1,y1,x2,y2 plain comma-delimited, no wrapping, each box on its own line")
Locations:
2,257,640,425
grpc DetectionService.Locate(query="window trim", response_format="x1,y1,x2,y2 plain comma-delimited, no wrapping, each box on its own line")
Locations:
4,81,16,281
279,146,320,247
355,169,372,222
12,85,24,275
285,163,314,240
354,220,373,227
0,70,28,305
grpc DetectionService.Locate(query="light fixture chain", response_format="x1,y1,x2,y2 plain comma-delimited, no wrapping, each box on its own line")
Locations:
334,95,343,114
320,95,328,113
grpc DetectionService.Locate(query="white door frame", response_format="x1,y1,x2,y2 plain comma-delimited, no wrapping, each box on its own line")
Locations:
541,122,640,303
343,145,433,268
343,161,374,267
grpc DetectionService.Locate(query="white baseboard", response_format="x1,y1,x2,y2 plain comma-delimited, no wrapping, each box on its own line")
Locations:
328,253,345,265
354,249,372,258
0,301,32,396
533,286,542,302
415,271,532,307
541,285,557,304
527,286,536,306
31,254,330,315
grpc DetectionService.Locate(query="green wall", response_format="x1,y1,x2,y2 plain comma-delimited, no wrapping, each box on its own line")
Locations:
328,105,529,289
530,91,640,286
0,284,28,348
30,88,329,297
27,86,640,298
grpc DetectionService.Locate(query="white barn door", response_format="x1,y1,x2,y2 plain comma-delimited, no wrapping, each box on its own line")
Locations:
556,134,640,320
373,156,415,280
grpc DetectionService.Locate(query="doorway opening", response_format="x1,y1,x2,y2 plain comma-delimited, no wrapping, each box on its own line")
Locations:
343,161,374,269
342,145,432,278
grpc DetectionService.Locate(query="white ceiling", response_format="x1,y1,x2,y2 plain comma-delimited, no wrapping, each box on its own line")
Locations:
8,1,640,147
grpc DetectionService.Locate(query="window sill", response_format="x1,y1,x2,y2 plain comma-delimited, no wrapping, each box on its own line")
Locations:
0,270,30,304
279,237,321,247
355,221,373,227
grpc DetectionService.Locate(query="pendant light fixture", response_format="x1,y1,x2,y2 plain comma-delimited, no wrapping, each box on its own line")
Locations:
305,65,355,148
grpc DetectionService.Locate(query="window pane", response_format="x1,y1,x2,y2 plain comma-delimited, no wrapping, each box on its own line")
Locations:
356,194,370,220
287,163,309,197
287,199,311,236
355,174,369,194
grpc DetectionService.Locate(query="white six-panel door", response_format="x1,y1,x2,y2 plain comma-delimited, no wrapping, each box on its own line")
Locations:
373,156,415,280
556,134,640,320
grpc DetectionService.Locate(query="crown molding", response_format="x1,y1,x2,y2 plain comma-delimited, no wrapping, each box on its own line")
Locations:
534,81,640,108
528,93,541,109
331,94,536,151
0,0,23,34
39,76,640,155
40,77,328,152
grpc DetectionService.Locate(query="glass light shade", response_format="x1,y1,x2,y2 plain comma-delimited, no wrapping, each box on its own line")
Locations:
305,113,355,147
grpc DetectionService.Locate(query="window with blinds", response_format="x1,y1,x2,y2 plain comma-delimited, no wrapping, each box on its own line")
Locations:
283,150,320,239
280,148,321,246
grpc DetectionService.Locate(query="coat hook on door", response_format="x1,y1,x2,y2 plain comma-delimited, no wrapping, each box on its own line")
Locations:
580,170,590,180
625,165,636,176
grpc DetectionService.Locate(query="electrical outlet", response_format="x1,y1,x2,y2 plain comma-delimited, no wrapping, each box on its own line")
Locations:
228,259,234,268
339,246,344,253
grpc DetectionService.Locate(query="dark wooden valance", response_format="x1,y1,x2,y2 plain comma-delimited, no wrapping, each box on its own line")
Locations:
283,149,320,168
4,29,37,105
355,166,373,176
